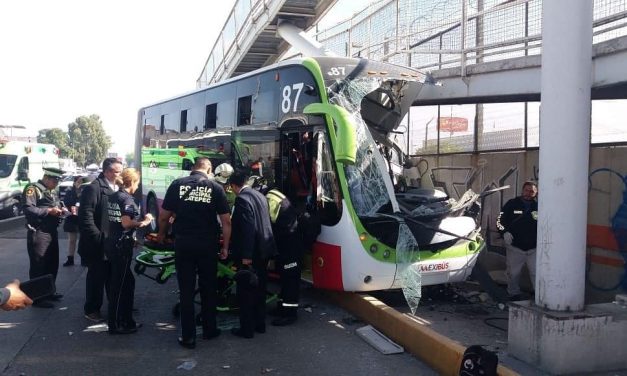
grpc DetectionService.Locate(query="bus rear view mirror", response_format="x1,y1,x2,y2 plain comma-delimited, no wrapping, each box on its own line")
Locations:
304,103,356,165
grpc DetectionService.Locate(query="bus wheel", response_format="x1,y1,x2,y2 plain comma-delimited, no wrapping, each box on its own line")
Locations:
147,195,159,232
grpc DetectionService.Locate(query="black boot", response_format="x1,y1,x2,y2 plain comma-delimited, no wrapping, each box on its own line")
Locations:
63,256,74,266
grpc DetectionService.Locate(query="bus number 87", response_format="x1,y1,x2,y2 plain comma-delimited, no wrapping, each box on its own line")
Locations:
281,83,304,113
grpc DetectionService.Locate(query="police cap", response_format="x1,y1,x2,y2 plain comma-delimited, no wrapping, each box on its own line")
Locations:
42,167,64,179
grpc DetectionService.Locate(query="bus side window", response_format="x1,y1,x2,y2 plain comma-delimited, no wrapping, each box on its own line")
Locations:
238,96,252,126
182,159,194,171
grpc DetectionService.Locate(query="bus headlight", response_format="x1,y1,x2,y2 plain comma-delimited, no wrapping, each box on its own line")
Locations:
369,244,378,254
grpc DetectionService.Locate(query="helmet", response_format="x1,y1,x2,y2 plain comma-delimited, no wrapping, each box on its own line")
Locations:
214,163,234,184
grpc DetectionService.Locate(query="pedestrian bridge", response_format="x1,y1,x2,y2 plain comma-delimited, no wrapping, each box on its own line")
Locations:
196,0,336,87
197,0,627,104
417,34,627,105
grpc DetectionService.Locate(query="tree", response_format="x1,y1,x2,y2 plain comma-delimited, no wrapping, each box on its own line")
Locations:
67,115,112,167
125,152,136,168
37,128,72,158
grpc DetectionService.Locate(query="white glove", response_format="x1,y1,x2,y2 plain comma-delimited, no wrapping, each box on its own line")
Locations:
503,232,513,245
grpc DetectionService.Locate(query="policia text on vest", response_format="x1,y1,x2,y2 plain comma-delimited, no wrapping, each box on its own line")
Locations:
179,185,214,203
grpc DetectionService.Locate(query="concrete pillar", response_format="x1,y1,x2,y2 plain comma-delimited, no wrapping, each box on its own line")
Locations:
537,0,593,311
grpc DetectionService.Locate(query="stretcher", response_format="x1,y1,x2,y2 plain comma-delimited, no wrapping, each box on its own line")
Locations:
134,233,276,313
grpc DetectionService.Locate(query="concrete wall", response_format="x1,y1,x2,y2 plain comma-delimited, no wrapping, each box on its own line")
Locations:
405,146,627,302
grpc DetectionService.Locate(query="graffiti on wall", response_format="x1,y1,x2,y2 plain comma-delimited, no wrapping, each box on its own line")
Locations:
587,168,627,291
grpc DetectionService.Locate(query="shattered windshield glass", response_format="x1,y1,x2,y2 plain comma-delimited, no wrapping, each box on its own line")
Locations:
328,77,422,312
396,222,422,315
328,78,397,216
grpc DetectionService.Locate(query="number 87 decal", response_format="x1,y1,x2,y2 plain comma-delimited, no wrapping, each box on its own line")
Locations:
281,83,304,113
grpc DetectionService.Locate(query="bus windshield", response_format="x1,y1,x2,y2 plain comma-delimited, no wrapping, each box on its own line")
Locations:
0,154,17,178
329,77,420,216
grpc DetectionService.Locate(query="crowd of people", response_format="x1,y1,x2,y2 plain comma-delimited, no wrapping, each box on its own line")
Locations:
8,156,306,350
3,154,540,345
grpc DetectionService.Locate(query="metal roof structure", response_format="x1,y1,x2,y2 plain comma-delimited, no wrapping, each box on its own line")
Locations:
197,0,336,88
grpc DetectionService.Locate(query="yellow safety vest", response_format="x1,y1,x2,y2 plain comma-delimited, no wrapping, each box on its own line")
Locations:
266,189,286,224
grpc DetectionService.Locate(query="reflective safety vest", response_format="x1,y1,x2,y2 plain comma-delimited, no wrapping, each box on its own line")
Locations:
266,189,286,224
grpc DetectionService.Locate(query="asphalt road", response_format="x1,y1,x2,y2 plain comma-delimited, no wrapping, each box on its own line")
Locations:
0,218,435,376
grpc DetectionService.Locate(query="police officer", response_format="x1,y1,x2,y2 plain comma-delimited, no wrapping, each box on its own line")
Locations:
157,157,231,349
266,188,303,326
496,181,538,300
105,168,152,334
22,167,67,308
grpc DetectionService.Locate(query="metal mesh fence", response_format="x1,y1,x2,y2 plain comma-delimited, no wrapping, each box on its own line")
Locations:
312,0,627,156
316,0,627,72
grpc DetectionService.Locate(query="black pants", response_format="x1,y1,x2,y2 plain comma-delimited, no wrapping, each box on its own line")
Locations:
27,229,59,283
175,237,218,341
84,257,110,315
276,233,303,317
107,244,135,329
277,254,301,317
236,258,268,335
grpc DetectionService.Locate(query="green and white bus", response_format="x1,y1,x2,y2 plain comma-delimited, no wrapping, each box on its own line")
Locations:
137,56,484,294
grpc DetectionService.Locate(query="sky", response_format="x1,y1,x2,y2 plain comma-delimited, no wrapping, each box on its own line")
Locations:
0,0,365,157
0,0,238,156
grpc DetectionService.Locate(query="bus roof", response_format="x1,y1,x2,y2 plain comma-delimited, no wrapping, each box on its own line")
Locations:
138,56,424,111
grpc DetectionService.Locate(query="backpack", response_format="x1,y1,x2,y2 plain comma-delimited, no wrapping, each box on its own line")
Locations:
459,345,498,376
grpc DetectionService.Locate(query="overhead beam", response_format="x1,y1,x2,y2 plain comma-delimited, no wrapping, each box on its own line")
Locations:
416,35,627,105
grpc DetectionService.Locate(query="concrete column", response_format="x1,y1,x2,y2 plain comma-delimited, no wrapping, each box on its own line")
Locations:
537,0,593,311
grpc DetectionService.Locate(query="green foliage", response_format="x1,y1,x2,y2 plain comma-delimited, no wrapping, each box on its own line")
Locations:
37,114,112,168
125,152,135,168
37,128,72,157
67,115,112,167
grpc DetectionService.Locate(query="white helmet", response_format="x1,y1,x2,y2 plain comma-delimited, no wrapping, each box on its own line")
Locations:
214,163,234,184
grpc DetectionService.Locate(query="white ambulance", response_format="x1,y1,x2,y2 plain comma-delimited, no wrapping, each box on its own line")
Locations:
0,141,60,217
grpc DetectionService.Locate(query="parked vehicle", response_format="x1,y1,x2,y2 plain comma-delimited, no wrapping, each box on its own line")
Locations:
0,141,60,217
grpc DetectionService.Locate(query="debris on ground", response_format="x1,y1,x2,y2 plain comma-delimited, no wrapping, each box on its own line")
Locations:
176,360,197,371
356,325,404,355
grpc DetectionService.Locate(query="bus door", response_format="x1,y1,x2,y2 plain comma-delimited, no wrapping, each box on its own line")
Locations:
280,129,314,209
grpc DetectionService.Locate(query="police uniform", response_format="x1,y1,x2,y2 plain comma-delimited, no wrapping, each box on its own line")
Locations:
266,189,303,325
162,171,230,343
22,167,64,294
497,196,538,297
104,190,140,333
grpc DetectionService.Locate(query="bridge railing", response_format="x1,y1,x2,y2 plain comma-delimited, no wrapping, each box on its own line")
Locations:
315,0,627,76
197,0,274,88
